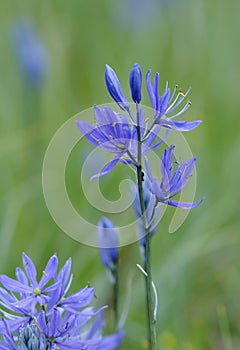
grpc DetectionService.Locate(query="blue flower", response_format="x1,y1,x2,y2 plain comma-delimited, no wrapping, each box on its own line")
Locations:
105,64,130,110
0,253,124,349
129,63,142,103
145,145,203,209
77,105,164,179
146,70,201,131
0,253,59,314
11,21,49,86
97,218,119,271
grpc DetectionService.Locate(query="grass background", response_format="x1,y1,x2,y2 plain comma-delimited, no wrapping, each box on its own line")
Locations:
0,0,239,349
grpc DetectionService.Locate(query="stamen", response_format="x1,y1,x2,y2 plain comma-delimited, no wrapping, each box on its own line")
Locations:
42,270,47,277
112,122,116,127
117,143,125,150
34,287,41,296
168,102,191,119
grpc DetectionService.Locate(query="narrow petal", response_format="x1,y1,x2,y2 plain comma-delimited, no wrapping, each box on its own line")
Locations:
97,330,125,350
146,70,156,110
22,252,37,287
105,64,129,110
39,254,58,289
90,157,120,181
0,275,31,294
170,157,196,194
161,120,202,131
159,88,171,115
166,198,204,209
144,156,154,181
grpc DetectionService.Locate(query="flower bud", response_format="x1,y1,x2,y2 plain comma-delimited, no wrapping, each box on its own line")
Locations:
18,323,45,350
129,63,142,103
97,217,119,270
105,64,130,110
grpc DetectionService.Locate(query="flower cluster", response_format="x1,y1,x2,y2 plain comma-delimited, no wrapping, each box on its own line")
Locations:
77,63,203,221
0,253,124,349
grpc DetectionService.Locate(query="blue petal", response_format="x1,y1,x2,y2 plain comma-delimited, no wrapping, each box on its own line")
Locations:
165,198,204,209
90,157,120,180
161,120,202,131
146,70,159,112
22,252,38,287
39,254,58,289
170,157,196,195
159,88,170,115
105,65,129,110
0,275,31,294
97,330,125,350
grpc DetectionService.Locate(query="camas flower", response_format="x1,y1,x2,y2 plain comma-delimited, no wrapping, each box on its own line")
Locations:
77,105,165,179
145,144,203,209
146,70,201,131
0,253,124,349
0,253,59,314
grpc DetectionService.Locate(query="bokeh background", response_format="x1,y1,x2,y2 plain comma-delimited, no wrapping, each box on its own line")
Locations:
0,1,239,349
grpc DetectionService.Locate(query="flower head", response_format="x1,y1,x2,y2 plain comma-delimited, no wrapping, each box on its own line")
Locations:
0,253,59,315
146,70,201,131
0,253,124,349
145,145,203,209
77,105,166,179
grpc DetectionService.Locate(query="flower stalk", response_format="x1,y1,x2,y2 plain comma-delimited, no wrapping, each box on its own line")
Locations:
136,104,156,350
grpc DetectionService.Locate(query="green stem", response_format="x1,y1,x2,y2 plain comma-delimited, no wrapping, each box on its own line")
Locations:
136,104,156,350
112,261,119,328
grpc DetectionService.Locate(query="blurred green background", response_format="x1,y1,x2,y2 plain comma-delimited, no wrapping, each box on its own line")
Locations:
0,0,239,349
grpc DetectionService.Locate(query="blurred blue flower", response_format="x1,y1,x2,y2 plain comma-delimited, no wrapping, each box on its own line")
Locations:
145,144,203,209
146,70,201,131
0,253,124,349
11,21,49,86
97,218,119,271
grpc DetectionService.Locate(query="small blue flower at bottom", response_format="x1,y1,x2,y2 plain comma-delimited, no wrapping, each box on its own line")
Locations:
0,253,124,350
145,144,204,209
